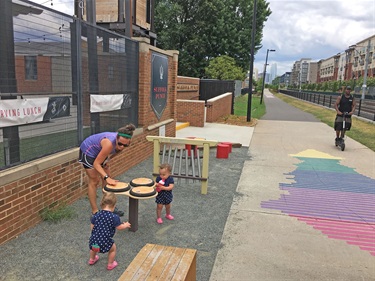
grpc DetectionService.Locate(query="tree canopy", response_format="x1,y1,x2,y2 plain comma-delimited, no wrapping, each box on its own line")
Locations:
205,55,246,80
154,0,272,78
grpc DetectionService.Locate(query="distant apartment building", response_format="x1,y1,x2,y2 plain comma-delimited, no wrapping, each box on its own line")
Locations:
337,52,347,81
279,72,291,86
317,54,340,82
291,58,312,87
291,34,375,85
348,35,375,80
308,62,318,84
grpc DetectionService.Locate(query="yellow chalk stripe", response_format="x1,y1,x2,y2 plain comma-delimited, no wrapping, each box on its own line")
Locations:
290,149,343,160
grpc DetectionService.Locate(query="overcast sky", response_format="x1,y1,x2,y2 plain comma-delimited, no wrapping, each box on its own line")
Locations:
256,0,375,75
31,0,375,75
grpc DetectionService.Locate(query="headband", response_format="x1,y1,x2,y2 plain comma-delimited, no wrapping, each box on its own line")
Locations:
118,133,132,139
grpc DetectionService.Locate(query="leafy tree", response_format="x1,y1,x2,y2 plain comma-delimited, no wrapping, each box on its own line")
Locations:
255,77,263,93
205,55,246,80
154,0,271,77
332,81,338,92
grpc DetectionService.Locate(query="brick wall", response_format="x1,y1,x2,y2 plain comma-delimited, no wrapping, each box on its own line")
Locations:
206,92,232,123
15,56,52,93
176,100,205,127
177,76,200,100
0,38,178,245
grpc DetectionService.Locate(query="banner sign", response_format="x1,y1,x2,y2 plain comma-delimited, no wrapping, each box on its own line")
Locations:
90,94,133,113
0,97,70,128
151,52,168,119
44,97,70,120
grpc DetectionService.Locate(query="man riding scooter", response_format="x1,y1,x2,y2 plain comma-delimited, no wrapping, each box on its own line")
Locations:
334,86,356,146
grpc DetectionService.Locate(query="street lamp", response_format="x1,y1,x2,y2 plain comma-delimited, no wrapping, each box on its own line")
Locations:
260,49,275,104
246,0,257,122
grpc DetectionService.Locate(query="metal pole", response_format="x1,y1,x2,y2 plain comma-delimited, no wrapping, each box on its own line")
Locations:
361,40,370,100
246,0,257,122
260,51,268,104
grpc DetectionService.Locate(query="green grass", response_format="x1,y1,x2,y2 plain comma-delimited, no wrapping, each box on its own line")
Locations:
274,92,375,151
39,202,77,223
0,127,91,168
234,94,266,119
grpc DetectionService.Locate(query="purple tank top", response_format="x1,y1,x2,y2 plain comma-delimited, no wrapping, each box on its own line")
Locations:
80,132,117,158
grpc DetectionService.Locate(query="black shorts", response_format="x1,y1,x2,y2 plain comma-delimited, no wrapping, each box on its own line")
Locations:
78,150,108,169
334,115,352,131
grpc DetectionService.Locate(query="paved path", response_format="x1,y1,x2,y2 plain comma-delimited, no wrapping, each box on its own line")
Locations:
210,89,375,281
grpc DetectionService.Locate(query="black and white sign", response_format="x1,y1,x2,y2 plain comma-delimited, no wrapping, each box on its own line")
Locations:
0,97,70,128
151,52,168,119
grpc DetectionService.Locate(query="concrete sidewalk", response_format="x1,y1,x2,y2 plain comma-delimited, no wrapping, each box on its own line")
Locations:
209,90,375,280
176,122,254,148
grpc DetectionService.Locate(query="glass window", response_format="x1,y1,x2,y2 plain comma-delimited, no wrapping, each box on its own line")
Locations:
25,56,37,80
108,65,114,79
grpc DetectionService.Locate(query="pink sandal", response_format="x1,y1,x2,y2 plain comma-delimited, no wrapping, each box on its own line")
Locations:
165,214,174,220
107,261,118,270
88,255,99,265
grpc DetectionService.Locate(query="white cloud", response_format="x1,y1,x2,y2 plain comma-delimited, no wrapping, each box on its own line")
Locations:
30,0,375,76
256,0,375,75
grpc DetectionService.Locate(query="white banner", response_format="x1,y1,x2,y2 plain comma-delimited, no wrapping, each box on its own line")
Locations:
0,98,49,127
90,95,124,113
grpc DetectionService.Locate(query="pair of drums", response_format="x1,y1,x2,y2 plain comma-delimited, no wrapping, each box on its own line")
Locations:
104,178,157,197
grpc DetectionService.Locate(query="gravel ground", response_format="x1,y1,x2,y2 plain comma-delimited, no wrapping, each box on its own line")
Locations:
0,147,250,281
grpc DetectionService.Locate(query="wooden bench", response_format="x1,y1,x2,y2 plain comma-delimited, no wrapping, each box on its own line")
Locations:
118,243,197,281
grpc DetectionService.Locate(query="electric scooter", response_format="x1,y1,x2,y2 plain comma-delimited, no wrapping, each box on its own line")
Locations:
335,112,349,151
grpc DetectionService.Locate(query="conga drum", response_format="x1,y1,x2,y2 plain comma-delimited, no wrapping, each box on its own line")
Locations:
129,177,157,197
104,181,130,193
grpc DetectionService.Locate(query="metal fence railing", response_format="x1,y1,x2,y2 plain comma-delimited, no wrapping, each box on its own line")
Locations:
0,0,139,170
279,90,375,121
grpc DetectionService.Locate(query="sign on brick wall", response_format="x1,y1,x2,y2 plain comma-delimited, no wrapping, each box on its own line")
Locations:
151,52,168,119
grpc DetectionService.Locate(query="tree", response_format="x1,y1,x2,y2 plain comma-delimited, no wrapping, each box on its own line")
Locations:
154,0,271,77
205,55,246,80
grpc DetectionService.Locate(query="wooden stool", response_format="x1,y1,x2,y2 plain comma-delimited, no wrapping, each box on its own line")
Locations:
216,144,229,159
119,243,197,281
220,142,232,153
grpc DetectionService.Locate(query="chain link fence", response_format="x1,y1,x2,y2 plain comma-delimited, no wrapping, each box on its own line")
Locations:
0,0,139,170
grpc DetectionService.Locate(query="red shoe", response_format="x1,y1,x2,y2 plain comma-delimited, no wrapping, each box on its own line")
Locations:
157,218,163,224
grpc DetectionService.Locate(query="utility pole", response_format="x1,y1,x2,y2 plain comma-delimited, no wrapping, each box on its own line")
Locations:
260,49,275,104
247,0,257,122
361,39,370,100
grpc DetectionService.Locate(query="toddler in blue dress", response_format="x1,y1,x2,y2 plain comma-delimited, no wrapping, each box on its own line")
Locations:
155,163,175,224
88,192,131,270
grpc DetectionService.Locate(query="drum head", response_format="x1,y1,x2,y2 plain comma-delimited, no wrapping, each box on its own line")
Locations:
104,182,130,193
130,177,155,187
129,186,157,197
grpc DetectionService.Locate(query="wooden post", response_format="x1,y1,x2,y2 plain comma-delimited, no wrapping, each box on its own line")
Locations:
152,139,160,180
201,143,210,194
